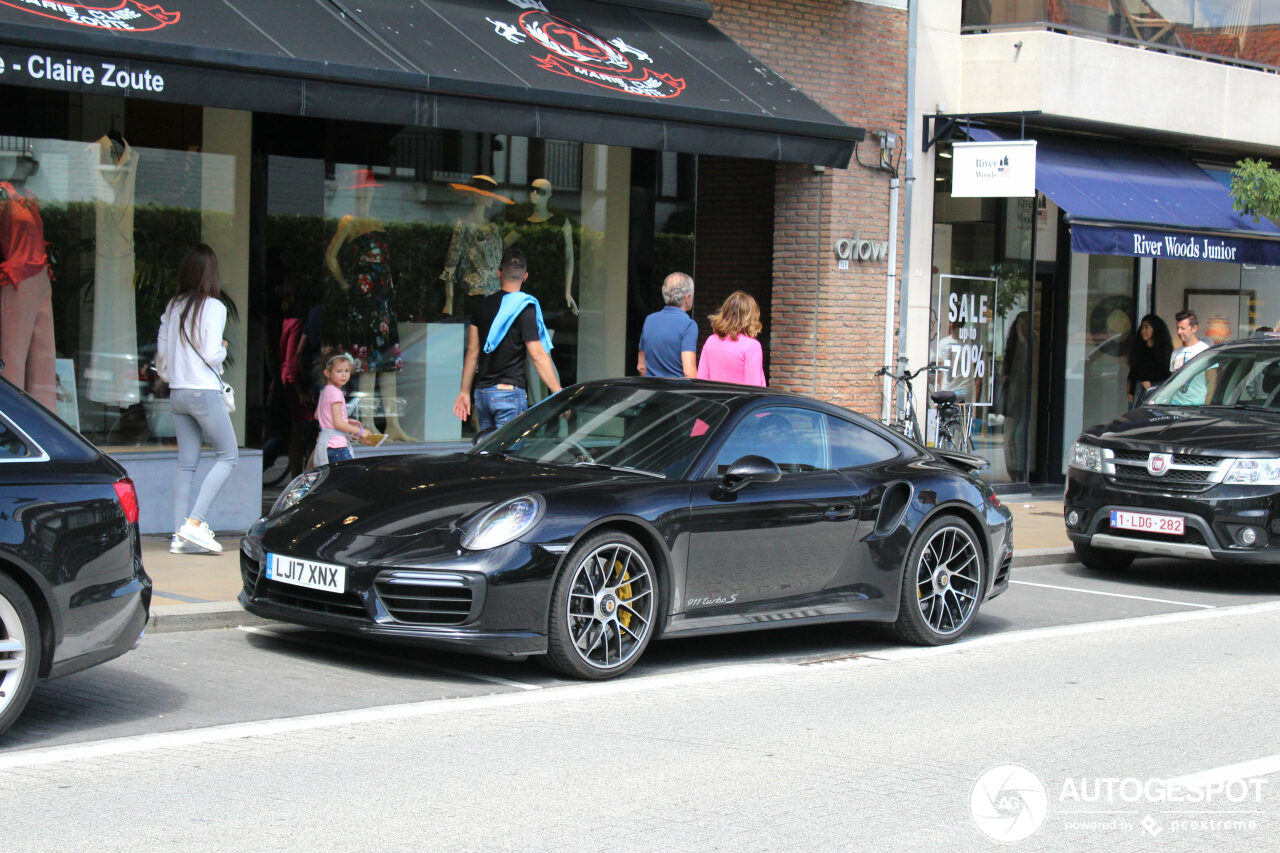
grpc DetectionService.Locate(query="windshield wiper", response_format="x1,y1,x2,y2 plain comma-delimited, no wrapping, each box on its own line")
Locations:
1232,403,1278,413
570,461,666,479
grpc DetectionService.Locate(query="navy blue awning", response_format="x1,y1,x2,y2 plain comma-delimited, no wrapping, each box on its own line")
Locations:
967,128,1280,263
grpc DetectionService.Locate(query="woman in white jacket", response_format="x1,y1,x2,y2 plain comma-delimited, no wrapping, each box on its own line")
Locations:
156,244,238,554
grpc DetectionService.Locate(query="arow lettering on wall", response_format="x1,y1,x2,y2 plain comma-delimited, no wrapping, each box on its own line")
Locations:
833,235,888,265
1131,232,1238,261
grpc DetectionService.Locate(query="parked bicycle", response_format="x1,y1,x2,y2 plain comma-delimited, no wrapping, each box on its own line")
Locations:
874,363,943,444
875,363,974,453
931,389,975,453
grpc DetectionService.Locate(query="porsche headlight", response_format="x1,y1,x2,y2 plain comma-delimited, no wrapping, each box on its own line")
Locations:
1069,441,1102,473
461,495,544,551
270,469,327,516
1224,457,1280,485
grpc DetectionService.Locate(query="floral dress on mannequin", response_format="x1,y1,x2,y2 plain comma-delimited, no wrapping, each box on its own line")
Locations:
344,230,402,374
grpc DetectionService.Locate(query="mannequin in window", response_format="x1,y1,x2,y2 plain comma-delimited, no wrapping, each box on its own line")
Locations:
324,168,414,442
515,178,577,316
0,150,57,411
86,130,141,407
438,175,513,316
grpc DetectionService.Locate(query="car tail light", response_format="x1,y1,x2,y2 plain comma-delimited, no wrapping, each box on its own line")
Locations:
988,492,1002,508
114,477,140,524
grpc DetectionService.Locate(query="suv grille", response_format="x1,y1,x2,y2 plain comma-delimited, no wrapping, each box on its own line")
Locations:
1110,449,1222,467
374,573,475,625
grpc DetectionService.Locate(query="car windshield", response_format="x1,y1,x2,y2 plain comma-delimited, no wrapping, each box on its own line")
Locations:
471,384,732,478
1146,347,1280,411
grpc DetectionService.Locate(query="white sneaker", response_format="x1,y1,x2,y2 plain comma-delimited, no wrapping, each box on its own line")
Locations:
170,534,210,555
178,520,222,554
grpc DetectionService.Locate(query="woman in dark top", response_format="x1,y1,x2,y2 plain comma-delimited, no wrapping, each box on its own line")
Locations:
1127,313,1174,405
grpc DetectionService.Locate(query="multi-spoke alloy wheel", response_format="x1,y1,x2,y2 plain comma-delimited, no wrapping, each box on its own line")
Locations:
0,573,41,736
892,515,985,645
545,531,657,679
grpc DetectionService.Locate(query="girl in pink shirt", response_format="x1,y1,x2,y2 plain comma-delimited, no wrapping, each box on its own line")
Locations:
311,350,371,467
697,290,766,386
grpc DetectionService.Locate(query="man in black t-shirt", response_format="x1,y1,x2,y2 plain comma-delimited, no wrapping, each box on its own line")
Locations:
454,249,561,432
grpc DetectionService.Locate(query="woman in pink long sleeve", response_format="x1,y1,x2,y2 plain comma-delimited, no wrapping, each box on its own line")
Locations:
697,290,766,386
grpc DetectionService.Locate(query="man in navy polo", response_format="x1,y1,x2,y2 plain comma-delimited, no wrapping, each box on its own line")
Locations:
637,272,697,378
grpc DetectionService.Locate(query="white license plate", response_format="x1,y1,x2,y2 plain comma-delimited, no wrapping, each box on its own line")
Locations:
1110,510,1185,536
265,553,346,594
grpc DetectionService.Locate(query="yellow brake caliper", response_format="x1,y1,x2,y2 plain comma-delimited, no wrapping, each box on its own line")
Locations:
615,561,633,634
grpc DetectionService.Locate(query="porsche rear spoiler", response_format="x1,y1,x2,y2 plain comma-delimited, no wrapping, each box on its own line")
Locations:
933,448,989,472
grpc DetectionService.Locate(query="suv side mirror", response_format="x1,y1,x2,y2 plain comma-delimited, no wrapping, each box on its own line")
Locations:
720,455,782,493
1133,383,1160,408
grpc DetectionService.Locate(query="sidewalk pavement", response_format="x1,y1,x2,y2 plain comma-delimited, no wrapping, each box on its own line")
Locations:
144,496,1073,634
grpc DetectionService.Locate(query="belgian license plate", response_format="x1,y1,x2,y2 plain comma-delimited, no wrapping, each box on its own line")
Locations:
265,553,346,593
1110,510,1185,536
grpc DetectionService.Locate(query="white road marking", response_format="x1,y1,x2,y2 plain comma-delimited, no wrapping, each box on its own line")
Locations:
1166,754,1280,789
3,600,1279,771
237,625,543,691
1011,579,1215,609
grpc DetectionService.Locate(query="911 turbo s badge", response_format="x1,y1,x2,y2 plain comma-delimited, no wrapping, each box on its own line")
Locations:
0,0,179,31
488,0,686,99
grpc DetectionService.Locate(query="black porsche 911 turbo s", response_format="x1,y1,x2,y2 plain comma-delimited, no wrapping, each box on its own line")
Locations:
240,379,1012,679
0,377,151,736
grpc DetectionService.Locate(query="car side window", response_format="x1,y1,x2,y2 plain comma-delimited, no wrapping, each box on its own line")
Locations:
827,415,898,468
0,416,30,460
715,407,827,474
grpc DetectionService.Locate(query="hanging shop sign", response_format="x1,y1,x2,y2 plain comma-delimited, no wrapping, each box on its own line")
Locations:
932,274,997,407
833,233,889,268
950,140,1037,199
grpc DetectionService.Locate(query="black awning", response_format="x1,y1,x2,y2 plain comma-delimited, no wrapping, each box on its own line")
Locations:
0,0,860,166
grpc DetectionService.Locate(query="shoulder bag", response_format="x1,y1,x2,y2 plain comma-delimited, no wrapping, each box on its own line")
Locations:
180,323,235,412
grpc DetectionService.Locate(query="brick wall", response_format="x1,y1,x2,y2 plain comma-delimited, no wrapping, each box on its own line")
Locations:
706,0,908,415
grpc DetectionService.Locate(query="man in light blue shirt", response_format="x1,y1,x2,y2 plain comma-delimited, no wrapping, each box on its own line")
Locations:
638,272,697,378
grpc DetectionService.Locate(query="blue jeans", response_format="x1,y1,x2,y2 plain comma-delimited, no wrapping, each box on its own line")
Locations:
475,385,528,431
326,445,354,464
170,388,239,532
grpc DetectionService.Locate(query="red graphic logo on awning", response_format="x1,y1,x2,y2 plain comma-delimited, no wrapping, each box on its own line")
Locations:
515,10,684,99
0,1,180,32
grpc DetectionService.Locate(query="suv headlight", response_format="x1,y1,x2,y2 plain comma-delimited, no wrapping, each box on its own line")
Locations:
1070,441,1103,473
461,495,544,551
1224,458,1280,485
270,469,327,516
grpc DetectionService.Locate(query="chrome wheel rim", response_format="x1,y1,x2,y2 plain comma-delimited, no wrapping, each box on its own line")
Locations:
914,525,981,635
0,594,29,716
566,542,654,670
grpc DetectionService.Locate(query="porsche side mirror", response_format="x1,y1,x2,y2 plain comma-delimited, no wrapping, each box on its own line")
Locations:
720,455,781,493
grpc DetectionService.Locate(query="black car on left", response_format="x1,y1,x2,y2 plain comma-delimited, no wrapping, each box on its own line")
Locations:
241,379,1012,680
0,378,151,736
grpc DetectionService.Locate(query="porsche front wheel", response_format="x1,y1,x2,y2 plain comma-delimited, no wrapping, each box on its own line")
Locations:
545,531,657,680
892,515,985,645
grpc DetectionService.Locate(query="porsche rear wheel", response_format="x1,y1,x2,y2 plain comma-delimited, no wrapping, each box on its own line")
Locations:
892,515,984,645
545,531,657,680
0,573,41,737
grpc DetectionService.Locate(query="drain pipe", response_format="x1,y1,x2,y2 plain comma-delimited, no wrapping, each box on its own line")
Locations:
882,176,899,422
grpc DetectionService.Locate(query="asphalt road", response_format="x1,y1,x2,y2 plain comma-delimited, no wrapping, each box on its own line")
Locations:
2,557,1279,852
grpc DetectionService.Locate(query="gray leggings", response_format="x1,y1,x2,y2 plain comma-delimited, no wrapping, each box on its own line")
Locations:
170,388,239,532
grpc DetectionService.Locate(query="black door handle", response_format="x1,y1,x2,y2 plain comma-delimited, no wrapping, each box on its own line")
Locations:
823,504,856,521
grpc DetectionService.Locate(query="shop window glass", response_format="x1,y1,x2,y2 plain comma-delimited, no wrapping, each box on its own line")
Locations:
259,126,635,451
4,104,247,452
